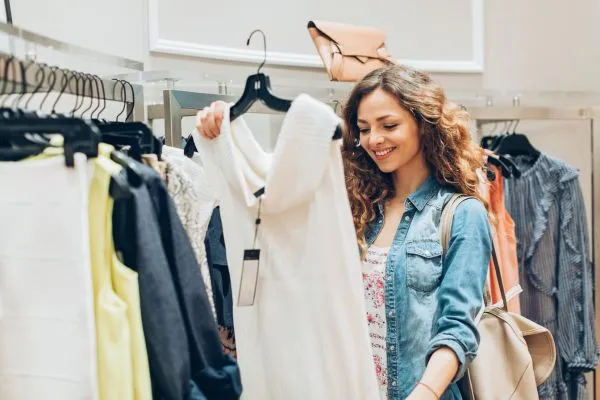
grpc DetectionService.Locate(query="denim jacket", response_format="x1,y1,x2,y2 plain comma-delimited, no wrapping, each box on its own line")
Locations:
364,175,492,400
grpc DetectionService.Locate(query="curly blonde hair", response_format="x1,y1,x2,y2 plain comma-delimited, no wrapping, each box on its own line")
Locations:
341,64,486,252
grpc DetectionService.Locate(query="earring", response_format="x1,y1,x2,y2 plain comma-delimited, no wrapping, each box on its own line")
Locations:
354,138,361,148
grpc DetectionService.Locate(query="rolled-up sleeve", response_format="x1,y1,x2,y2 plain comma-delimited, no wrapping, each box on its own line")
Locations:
426,198,492,382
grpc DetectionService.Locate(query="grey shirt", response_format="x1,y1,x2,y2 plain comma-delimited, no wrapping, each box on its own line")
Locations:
504,153,598,400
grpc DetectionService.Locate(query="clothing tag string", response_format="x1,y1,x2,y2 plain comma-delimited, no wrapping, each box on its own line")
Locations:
237,190,263,307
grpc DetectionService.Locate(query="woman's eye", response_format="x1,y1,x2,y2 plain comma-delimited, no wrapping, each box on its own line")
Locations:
384,124,398,130
359,128,370,135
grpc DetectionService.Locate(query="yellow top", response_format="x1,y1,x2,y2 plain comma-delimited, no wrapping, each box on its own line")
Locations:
89,147,152,400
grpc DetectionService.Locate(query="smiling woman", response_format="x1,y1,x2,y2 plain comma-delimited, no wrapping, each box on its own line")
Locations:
342,64,486,255
341,64,492,400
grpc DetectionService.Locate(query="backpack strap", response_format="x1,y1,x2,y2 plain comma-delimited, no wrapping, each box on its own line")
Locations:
440,194,508,313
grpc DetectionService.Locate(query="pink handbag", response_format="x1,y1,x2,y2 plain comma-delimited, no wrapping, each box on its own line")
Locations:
307,20,396,82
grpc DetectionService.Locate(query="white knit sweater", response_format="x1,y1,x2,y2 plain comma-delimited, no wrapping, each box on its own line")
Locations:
194,94,378,400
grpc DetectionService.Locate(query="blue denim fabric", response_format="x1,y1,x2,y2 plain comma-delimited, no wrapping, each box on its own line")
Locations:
365,175,491,400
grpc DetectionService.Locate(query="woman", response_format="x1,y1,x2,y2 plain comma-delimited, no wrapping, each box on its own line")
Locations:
196,64,491,400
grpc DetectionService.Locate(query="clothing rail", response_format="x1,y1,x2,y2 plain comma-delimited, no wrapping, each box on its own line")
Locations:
0,55,145,121
469,105,599,399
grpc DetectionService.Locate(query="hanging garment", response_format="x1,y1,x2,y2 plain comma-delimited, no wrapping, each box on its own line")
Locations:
89,154,134,400
485,164,521,313
0,154,99,399
141,153,167,180
194,94,380,400
113,163,242,400
504,153,598,400
89,149,152,400
205,207,237,358
162,146,217,318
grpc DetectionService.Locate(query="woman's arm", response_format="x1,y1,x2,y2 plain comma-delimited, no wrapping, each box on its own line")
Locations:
407,347,458,399
409,198,492,399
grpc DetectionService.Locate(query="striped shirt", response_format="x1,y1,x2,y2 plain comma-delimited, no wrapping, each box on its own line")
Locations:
504,153,598,400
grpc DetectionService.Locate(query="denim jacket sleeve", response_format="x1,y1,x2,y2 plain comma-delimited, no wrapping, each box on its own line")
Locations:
425,198,492,382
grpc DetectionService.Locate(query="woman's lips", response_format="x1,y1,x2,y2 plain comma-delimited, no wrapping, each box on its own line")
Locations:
373,147,397,161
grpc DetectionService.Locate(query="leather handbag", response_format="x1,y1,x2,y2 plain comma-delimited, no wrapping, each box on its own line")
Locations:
307,20,396,82
440,194,556,400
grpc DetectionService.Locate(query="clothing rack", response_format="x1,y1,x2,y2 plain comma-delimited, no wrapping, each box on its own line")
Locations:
470,105,599,399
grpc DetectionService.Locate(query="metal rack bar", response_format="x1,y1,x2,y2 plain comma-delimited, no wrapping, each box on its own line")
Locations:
470,106,594,125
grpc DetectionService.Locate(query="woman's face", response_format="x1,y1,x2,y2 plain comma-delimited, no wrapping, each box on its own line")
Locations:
357,88,424,174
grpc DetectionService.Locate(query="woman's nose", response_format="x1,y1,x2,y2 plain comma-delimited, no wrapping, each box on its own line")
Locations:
369,131,385,146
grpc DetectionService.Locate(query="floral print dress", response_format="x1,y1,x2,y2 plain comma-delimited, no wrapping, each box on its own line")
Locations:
362,245,389,400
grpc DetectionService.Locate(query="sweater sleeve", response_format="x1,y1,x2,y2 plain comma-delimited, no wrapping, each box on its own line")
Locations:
261,94,340,213
557,177,599,372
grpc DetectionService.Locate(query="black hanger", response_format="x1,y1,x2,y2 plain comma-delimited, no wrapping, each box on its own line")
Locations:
23,62,47,111
230,30,291,121
486,155,512,178
93,79,154,159
498,154,521,178
229,29,342,139
493,119,540,159
0,114,100,166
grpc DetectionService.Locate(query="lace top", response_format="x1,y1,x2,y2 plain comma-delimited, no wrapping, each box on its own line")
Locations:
363,245,389,400
163,151,217,318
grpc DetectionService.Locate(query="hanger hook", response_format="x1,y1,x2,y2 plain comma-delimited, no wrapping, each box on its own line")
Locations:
23,62,46,109
51,68,69,114
40,66,57,111
113,78,127,122
246,29,267,74
0,56,16,107
10,58,26,108
122,79,135,121
96,75,107,119
90,74,102,119
80,74,96,118
512,119,520,134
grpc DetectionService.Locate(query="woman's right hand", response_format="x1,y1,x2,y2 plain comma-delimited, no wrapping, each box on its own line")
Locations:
195,101,228,139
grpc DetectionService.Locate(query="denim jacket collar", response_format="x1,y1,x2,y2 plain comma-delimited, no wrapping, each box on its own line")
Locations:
376,174,440,215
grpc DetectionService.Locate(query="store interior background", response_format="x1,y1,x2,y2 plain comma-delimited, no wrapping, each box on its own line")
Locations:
5,0,599,397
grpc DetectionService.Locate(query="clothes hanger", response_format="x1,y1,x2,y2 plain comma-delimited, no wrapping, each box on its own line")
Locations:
493,118,540,160
22,62,47,112
479,122,498,149
93,73,107,120
486,154,512,178
229,30,292,121
229,29,342,139
0,112,100,166
93,79,155,159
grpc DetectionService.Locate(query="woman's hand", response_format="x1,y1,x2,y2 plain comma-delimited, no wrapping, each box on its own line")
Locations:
195,101,228,139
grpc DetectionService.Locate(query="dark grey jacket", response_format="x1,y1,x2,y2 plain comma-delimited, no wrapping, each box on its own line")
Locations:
113,164,242,400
